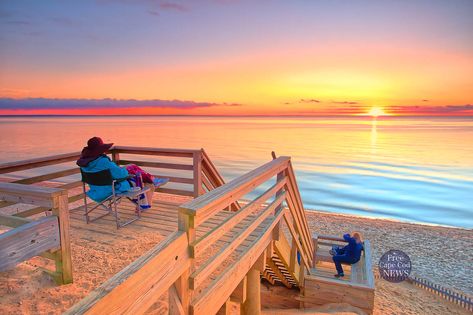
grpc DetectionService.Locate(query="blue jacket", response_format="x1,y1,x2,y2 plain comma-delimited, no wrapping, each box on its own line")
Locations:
342,234,363,262
80,155,131,202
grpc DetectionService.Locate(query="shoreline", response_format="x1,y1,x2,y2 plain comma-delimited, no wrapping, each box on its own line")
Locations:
304,207,473,231
237,198,472,231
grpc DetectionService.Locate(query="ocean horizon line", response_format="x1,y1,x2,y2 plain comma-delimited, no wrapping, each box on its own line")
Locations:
1,114,473,119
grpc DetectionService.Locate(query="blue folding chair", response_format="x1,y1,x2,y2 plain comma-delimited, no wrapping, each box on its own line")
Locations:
80,169,150,229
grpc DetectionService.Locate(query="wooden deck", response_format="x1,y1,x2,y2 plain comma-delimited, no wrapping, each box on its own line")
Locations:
67,193,259,263
0,146,375,315
67,193,274,276
68,195,189,242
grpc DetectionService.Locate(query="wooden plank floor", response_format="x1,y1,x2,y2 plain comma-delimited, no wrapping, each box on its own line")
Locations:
68,194,236,245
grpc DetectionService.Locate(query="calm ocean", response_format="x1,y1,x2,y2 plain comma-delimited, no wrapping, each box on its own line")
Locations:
1,116,472,229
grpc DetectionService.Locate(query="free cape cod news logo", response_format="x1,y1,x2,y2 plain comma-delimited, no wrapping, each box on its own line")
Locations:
378,250,412,283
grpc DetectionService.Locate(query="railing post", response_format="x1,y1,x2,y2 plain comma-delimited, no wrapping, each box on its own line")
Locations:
193,150,203,198
51,190,73,284
172,209,196,315
312,233,318,268
271,151,285,215
289,237,300,282
111,149,120,163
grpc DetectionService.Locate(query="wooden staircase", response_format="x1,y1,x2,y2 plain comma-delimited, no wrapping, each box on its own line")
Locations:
67,153,315,315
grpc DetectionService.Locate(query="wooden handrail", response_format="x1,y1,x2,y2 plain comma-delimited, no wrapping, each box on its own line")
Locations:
192,178,287,255
0,147,200,174
201,149,241,210
0,146,211,200
0,216,60,272
285,161,314,254
117,159,194,170
201,150,225,187
190,192,286,290
0,182,65,208
0,151,81,174
13,168,80,185
0,182,72,284
314,234,346,242
112,146,198,158
180,156,290,226
284,188,314,258
65,231,190,315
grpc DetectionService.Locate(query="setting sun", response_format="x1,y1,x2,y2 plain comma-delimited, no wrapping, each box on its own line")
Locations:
368,107,388,117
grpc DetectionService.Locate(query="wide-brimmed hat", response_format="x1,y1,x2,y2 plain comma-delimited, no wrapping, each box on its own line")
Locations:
81,136,113,158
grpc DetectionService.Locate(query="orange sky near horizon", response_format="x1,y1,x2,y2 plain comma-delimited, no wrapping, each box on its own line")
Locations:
0,1,472,116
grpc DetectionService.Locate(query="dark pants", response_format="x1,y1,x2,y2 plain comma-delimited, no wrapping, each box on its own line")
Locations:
332,255,358,275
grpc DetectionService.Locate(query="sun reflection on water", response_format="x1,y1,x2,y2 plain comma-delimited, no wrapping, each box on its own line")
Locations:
370,117,378,152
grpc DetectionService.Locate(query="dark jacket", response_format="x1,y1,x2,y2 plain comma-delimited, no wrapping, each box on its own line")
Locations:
341,233,363,262
78,155,131,202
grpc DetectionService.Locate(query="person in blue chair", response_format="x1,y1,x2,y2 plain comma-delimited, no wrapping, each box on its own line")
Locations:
330,232,363,278
76,137,131,202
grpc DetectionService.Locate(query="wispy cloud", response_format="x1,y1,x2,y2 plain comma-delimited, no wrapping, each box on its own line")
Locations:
49,17,78,27
389,104,473,114
284,99,360,106
331,100,358,105
299,99,320,103
96,0,189,15
3,20,30,25
159,1,189,12
148,10,160,16
0,98,240,110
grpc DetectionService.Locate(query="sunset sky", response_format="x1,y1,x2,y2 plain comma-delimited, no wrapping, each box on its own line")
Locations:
0,0,472,116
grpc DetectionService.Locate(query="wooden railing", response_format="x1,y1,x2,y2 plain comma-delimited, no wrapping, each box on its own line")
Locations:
0,146,227,285
177,156,313,314
112,146,204,197
0,182,72,284
0,146,226,216
66,155,314,314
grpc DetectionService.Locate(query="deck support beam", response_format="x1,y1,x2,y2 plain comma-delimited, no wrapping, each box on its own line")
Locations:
242,268,261,315
216,299,232,315
230,276,247,304
242,251,265,315
170,269,190,315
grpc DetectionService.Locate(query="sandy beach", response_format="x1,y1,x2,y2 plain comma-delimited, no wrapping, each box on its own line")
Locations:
306,210,473,295
1,202,471,315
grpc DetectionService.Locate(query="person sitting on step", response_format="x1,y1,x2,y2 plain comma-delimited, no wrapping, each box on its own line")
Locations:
330,232,363,278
